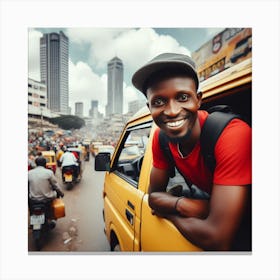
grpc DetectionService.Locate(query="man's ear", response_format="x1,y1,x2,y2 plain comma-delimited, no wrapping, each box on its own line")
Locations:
197,91,203,107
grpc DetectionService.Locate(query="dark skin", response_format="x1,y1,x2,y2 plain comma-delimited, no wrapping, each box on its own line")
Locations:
146,76,250,251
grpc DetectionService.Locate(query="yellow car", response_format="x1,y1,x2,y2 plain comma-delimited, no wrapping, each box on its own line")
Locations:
95,145,115,159
42,150,57,174
90,141,103,156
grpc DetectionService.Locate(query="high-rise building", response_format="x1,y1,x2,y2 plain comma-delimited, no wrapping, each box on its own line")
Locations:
89,100,99,118
40,31,69,114
106,56,123,117
75,102,84,118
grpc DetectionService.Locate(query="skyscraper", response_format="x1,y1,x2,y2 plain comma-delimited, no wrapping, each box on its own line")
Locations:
75,102,84,118
40,31,69,114
89,100,99,118
106,56,123,117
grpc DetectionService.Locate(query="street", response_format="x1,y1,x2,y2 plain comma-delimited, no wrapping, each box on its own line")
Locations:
28,156,111,252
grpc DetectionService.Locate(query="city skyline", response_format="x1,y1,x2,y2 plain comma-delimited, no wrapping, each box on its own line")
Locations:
28,28,224,115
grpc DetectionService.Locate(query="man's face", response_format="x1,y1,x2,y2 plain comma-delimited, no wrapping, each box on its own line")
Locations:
146,76,202,139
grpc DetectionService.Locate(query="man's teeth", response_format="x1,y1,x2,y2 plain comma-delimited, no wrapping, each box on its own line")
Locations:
166,120,184,128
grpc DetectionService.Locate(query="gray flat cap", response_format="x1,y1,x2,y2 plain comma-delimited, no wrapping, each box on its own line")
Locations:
132,53,199,95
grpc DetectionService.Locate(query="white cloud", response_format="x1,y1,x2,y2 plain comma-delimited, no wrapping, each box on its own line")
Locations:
205,28,224,38
28,28,42,81
69,59,146,116
69,60,108,116
29,27,191,116
66,27,191,73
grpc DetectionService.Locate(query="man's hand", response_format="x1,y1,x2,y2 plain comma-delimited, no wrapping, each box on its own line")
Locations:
151,208,168,218
56,189,64,198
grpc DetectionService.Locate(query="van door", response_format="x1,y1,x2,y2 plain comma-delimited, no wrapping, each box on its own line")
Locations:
103,121,152,251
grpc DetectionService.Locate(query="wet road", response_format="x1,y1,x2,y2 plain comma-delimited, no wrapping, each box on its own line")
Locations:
28,156,111,252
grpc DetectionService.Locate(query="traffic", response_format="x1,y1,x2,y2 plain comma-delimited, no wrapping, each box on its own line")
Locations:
28,129,113,252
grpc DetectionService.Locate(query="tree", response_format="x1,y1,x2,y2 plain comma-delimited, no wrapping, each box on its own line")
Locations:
49,115,85,130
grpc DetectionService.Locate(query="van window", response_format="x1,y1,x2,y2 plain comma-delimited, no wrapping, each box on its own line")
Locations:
112,122,151,187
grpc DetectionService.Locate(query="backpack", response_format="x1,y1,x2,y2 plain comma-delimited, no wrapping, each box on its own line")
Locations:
159,105,246,199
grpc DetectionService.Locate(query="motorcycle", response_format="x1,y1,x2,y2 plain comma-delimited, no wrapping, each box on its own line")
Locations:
62,166,77,190
29,191,65,250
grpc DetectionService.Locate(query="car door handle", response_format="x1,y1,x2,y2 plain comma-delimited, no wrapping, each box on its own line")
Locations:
125,209,134,225
127,200,135,210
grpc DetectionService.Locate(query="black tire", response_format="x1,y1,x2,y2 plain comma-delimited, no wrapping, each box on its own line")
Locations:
110,233,121,252
33,230,43,251
113,244,120,251
66,182,73,190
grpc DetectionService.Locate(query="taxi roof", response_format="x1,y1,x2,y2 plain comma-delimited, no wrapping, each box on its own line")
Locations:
42,150,55,156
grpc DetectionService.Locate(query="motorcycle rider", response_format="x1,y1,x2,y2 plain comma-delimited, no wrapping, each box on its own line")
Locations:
56,143,65,167
60,149,79,180
28,156,64,228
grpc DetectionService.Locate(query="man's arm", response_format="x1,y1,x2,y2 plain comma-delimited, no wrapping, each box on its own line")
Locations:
59,154,64,163
165,184,250,251
49,173,64,196
148,167,209,218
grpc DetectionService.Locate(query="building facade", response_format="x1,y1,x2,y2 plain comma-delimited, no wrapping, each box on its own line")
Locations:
28,78,51,117
75,102,84,118
40,31,69,114
89,100,99,118
106,56,123,117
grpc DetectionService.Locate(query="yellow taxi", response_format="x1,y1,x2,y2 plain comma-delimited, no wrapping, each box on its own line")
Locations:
42,150,57,174
90,141,103,156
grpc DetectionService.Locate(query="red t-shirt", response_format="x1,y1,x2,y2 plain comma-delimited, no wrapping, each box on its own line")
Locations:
152,110,252,194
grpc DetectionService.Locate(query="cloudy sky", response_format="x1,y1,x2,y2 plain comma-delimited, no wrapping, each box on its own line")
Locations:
28,27,224,116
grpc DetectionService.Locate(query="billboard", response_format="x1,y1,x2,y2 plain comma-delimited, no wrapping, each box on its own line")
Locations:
192,28,252,82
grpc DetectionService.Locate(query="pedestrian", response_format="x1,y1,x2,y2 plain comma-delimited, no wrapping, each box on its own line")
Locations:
132,53,252,251
28,153,36,170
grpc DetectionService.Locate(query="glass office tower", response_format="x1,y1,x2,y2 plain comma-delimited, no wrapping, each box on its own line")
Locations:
40,31,69,114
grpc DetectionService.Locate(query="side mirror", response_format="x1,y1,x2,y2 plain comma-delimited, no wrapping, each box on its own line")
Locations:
95,152,111,171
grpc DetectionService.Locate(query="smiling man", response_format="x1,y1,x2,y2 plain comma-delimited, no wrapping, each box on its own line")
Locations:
132,53,252,251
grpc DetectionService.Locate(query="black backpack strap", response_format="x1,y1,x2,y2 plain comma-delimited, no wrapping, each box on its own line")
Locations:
200,111,242,173
158,130,176,178
158,129,209,198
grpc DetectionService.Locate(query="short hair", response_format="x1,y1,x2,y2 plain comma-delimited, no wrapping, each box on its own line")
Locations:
35,156,47,167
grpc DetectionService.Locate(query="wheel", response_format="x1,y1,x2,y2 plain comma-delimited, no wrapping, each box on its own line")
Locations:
110,232,121,252
66,182,73,190
33,230,43,251
112,244,121,252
